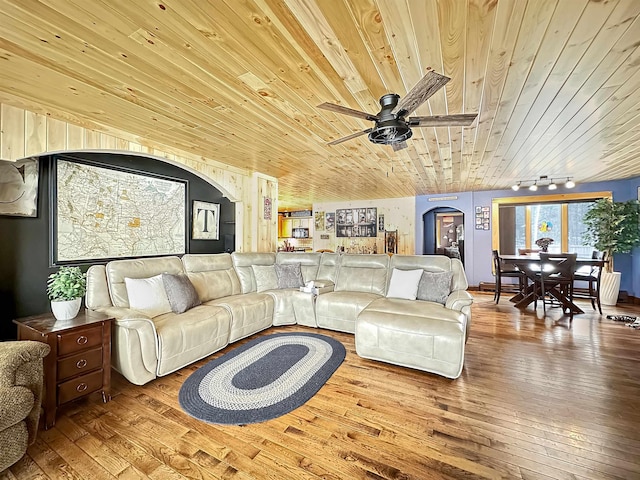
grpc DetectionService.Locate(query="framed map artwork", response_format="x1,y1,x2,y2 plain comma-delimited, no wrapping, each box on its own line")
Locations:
0,158,39,217
50,156,187,265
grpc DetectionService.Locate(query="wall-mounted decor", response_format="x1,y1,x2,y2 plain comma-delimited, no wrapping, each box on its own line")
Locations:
475,206,490,230
378,214,384,232
263,197,272,220
193,201,220,240
51,157,187,264
385,230,398,254
0,158,39,217
325,212,335,233
336,207,377,237
320,234,330,240
315,211,325,231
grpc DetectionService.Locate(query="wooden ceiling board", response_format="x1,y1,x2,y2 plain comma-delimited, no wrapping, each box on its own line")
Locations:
2,0,640,210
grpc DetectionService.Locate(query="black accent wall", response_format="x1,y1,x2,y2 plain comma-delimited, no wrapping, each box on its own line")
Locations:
0,152,235,340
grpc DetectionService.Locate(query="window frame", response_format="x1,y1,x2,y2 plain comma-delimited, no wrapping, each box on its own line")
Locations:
491,191,612,253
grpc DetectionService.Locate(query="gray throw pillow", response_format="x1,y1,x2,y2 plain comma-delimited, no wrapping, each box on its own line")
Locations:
162,273,201,314
416,271,453,305
274,263,304,289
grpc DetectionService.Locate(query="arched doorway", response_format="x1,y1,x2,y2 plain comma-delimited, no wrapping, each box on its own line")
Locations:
422,207,465,264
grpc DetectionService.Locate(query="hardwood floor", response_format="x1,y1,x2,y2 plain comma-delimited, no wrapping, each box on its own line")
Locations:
4,293,640,480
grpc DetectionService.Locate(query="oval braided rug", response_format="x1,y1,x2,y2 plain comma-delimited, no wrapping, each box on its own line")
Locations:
178,332,346,425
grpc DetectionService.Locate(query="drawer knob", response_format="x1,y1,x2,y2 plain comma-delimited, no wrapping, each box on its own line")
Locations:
76,335,88,345
76,359,87,369
76,383,88,392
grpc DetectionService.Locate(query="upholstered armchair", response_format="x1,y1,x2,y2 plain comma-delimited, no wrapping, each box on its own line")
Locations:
0,341,50,472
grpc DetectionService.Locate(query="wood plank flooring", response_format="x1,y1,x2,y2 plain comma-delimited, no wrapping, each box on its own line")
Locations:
3,292,640,479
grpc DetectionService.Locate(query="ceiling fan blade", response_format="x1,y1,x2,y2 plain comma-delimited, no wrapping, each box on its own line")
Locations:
409,113,478,127
327,128,372,146
394,71,450,116
392,141,408,152
317,102,378,121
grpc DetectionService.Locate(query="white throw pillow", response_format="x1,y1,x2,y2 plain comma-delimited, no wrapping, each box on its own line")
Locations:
386,268,424,300
125,274,172,317
251,265,279,292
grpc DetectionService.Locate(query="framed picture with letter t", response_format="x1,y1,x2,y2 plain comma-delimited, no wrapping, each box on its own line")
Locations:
192,201,220,240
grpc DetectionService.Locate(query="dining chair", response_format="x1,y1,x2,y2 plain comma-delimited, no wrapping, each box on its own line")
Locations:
573,251,606,314
492,250,525,303
537,252,577,321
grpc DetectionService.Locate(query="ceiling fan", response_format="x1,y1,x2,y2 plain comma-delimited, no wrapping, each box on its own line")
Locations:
318,70,477,151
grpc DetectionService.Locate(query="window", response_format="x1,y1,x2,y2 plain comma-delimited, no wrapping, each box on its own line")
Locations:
492,192,612,255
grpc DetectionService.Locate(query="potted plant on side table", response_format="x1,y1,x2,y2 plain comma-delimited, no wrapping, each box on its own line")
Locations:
47,266,87,320
582,198,640,305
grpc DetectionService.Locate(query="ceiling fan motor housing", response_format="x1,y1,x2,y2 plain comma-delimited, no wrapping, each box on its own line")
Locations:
369,93,412,144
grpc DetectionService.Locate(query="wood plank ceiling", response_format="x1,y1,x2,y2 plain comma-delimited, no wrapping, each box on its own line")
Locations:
1,0,640,210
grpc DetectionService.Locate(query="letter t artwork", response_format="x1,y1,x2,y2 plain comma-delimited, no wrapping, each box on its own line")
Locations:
192,200,220,240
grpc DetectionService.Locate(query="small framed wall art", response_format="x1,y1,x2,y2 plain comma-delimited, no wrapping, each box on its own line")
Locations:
192,200,220,240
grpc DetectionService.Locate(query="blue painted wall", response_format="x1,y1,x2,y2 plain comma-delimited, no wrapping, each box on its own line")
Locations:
416,177,640,297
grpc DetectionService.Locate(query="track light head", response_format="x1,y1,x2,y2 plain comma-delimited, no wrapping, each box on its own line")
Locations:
511,182,521,191
548,182,557,190
529,182,538,191
565,179,575,188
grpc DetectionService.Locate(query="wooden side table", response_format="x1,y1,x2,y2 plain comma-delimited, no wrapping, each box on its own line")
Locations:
13,309,113,429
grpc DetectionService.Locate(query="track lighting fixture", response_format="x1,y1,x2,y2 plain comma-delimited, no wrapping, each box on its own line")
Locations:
510,176,575,191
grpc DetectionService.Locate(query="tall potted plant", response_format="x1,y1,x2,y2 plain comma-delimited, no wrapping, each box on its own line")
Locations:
47,266,87,320
582,198,640,305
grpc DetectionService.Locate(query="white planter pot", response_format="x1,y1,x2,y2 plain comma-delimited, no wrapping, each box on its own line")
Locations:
51,297,82,321
600,271,621,306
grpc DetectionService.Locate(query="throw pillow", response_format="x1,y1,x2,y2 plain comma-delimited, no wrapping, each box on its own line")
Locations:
124,274,172,317
162,273,201,314
417,271,454,305
386,268,424,300
275,263,304,289
252,265,279,292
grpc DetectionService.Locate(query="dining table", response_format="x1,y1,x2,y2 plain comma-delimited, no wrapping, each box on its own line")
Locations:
498,254,606,314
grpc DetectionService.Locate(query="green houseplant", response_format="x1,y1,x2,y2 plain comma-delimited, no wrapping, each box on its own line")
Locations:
47,266,87,320
582,198,640,305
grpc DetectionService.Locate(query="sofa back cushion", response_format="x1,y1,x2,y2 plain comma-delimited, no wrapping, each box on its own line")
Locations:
389,255,468,292
276,252,321,283
335,254,389,294
105,256,184,308
182,253,241,301
86,265,113,310
231,252,276,293
317,252,341,283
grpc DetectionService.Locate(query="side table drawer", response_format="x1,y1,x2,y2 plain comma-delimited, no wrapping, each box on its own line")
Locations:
58,369,103,405
57,347,103,381
57,325,103,356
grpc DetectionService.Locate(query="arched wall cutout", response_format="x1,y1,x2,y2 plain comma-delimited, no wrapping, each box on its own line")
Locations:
17,149,239,202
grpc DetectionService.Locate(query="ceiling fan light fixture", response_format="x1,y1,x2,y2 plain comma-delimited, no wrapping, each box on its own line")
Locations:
368,123,412,145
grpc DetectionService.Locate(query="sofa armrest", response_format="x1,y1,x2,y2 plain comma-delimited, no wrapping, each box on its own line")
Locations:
0,386,34,432
0,341,50,387
93,307,159,381
312,279,335,294
445,290,474,312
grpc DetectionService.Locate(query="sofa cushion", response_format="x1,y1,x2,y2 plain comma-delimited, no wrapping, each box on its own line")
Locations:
162,273,201,314
417,271,453,305
125,275,172,318
386,268,424,300
182,253,242,301
252,265,279,292
275,263,304,289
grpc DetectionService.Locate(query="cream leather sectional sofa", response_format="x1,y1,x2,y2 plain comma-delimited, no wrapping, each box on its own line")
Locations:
86,252,473,384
